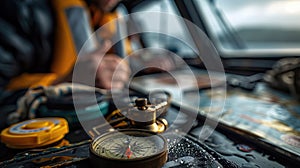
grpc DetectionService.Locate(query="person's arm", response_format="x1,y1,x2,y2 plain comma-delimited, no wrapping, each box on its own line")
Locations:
0,0,58,91
0,18,52,90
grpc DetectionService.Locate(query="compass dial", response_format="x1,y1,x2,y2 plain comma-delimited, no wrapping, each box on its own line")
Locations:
90,130,168,168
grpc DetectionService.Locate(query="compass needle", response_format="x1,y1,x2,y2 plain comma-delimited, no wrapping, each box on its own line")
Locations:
125,146,133,159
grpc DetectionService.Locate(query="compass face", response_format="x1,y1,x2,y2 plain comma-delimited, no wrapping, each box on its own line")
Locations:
91,130,167,161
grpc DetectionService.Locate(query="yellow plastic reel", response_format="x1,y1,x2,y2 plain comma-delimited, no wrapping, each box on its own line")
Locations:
1,117,69,149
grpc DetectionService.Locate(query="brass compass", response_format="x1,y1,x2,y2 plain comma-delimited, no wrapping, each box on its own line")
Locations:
90,129,168,168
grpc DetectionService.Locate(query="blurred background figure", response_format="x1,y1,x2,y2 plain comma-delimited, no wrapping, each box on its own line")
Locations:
0,0,129,92
0,0,130,128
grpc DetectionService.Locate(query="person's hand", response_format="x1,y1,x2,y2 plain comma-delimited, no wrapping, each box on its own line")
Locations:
95,54,130,89
73,41,130,90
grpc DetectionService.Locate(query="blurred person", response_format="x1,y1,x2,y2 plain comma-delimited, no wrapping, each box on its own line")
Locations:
0,0,129,93
0,0,130,128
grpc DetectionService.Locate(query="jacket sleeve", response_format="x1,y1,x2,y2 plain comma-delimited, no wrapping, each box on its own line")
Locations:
0,0,56,91
0,18,35,89
0,0,95,91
